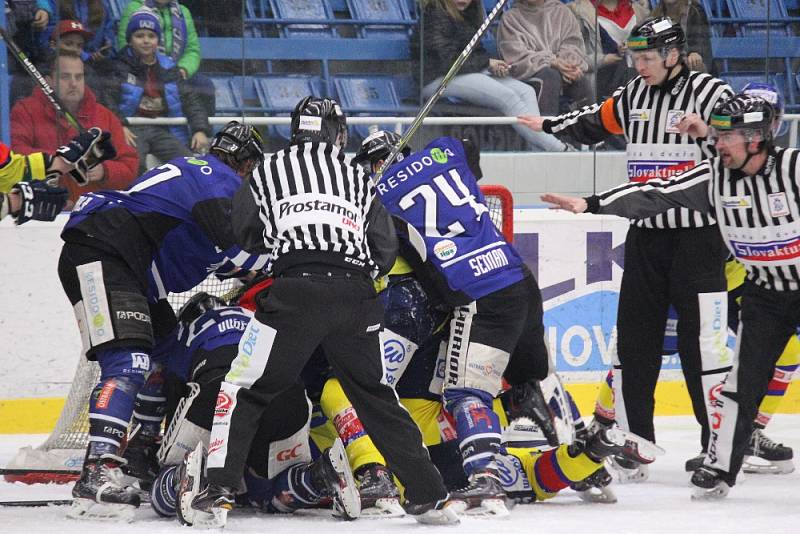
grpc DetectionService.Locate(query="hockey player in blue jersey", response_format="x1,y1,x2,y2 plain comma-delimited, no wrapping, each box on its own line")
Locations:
147,292,360,526
375,134,553,516
56,121,268,520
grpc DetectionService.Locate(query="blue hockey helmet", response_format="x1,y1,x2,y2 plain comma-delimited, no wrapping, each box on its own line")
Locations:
742,82,786,137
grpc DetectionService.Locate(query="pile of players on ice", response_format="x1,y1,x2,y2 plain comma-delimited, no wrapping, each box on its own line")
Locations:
49,18,795,528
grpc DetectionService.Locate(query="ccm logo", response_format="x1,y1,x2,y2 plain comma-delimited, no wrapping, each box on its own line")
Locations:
276,444,302,461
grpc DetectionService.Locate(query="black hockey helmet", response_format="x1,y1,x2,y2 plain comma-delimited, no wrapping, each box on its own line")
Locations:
210,121,265,166
710,93,776,145
177,292,227,326
353,130,411,167
626,17,686,53
290,96,348,147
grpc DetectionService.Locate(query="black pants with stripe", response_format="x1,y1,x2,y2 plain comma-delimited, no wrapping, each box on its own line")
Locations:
615,225,728,448
206,269,448,504
707,282,800,483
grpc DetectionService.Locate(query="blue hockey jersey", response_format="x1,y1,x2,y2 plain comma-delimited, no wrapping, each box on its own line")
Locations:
169,305,253,382
63,156,268,301
376,137,525,303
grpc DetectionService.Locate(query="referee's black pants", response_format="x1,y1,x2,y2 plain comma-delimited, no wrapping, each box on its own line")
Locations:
707,282,800,484
206,268,448,504
615,225,728,448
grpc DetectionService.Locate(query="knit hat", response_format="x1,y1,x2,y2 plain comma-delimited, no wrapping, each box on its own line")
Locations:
126,8,161,43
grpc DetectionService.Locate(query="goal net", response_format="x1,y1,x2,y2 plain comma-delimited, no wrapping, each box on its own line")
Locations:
3,184,514,483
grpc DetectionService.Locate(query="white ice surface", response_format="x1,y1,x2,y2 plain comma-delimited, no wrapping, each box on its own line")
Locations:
1,415,799,533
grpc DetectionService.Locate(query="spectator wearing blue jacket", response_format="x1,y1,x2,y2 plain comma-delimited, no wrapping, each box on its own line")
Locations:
106,8,210,174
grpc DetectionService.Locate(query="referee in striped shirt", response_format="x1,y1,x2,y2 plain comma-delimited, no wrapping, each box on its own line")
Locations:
194,97,455,524
520,16,734,472
541,94,798,499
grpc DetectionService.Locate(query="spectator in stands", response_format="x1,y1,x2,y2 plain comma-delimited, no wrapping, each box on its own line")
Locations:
498,0,594,116
651,0,712,73
570,0,650,100
108,8,210,174
36,1,116,64
4,0,51,62
117,0,215,118
413,0,567,151
10,50,139,201
11,19,103,107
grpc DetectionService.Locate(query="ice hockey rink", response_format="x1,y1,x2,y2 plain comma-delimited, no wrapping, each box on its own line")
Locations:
0,415,798,533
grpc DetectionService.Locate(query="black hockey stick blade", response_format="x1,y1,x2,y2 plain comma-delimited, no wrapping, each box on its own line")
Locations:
0,26,86,134
0,499,73,507
0,468,81,476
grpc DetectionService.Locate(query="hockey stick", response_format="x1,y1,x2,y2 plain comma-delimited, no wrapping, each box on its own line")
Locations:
374,0,509,180
0,499,73,507
0,468,80,476
0,27,86,134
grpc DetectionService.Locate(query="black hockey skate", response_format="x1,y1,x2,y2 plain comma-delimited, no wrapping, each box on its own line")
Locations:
690,466,731,500
354,463,404,518
572,466,617,503
684,453,706,472
310,438,361,520
448,469,510,517
121,431,162,489
68,454,141,522
177,442,234,529
500,380,560,446
403,495,460,525
743,428,795,474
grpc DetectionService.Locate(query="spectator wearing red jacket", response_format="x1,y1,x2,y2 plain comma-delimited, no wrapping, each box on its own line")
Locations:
11,50,139,202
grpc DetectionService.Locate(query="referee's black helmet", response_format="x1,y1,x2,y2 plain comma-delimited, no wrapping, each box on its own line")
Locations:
291,96,348,147
710,93,777,145
627,17,686,53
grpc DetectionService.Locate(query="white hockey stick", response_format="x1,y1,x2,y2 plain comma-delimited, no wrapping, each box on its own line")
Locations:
374,0,509,180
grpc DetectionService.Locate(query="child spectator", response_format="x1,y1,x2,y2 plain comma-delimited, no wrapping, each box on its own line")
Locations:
651,0,713,73
570,0,650,100
108,8,211,174
10,50,139,201
117,0,215,117
413,0,567,151
498,0,594,116
35,1,116,63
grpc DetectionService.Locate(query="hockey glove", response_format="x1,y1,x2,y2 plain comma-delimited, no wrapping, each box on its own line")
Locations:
11,180,69,225
52,127,117,185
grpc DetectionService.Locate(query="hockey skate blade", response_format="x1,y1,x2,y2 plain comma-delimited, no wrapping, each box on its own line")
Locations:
66,497,136,522
176,442,209,527
411,503,460,525
607,427,666,464
449,498,511,518
691,482,730,501
188,507,230,530
359,498,406,518
742,456,795,475
577,486,617,504
328,438,361,521
606,457,649,484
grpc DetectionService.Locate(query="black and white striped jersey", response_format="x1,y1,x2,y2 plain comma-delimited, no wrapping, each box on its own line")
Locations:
245,141,381,277
585,147,800,291
544,66,733,229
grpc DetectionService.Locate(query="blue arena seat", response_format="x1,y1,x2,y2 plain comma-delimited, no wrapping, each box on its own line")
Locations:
208,75,239,115
720,71,786,94
253,74,324,139
269,0,337,38
727,0,791,36
332,75,403,140
346,0,413,39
